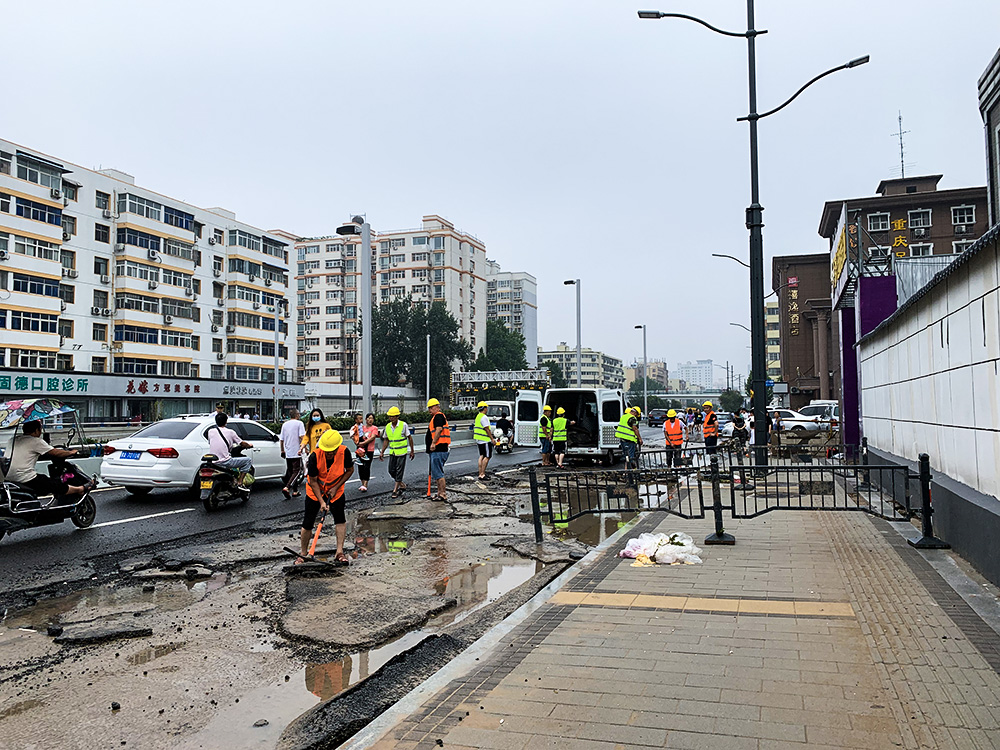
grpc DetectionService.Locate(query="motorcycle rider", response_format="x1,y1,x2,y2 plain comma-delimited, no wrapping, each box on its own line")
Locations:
7,420,93,499
207,413,254,491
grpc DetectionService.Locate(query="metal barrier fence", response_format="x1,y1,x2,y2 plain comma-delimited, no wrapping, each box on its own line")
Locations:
528,466,705,542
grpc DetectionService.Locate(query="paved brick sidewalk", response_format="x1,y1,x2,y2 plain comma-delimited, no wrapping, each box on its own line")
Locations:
359,510,1000,750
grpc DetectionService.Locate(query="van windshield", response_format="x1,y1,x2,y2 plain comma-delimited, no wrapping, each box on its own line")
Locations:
486,405,510,418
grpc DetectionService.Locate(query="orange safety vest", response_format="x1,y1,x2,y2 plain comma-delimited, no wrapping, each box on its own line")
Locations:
306,446,348,504
432,414,451,448
702,410,718,438
664,418,685,447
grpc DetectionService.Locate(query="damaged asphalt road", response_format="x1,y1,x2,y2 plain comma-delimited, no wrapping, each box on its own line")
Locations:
0,467,598,749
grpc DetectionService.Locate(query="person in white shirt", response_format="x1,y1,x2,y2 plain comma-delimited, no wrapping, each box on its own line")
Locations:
473,401,496,480
207,413,253,490
279,408,307,499
8,420,93,499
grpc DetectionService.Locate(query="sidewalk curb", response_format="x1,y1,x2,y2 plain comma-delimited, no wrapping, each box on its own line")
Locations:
339,509,650,750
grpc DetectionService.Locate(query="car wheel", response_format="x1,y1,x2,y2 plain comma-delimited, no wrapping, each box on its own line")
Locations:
791,426,805,432
71,495,97,529
124,486,152,497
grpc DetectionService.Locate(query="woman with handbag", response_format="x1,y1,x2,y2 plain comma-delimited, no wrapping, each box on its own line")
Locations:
351,413,380,492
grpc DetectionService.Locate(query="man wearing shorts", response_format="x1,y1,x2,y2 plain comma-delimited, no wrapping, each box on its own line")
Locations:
551,407,569,469
539,404,553,465
380,406,415,498
426,398,451,500
473,401,496,480
301,428,353,564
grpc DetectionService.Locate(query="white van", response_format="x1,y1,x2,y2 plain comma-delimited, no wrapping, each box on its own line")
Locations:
515,388,630,465
484,401,515,429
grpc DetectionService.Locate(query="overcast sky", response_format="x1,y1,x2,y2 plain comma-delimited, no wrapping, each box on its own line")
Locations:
5,1,998,380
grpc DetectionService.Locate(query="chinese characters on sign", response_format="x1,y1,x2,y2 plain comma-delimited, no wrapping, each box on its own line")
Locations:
787,276,799,336
125,380,200,395
0,376,90,393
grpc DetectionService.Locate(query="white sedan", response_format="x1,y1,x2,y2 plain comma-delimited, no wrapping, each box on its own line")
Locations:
721,409,820,437
100,415,286,497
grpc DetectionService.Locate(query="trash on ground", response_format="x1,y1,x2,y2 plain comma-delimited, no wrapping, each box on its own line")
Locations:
619,532,703,565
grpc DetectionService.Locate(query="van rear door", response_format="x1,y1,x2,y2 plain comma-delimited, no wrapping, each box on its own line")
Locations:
598,391,625,448
514,390,542,448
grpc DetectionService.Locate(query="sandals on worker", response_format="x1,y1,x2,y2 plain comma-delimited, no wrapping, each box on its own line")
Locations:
282,487,291,500
334,552,350,564
391,490,401,499
431,494,448,502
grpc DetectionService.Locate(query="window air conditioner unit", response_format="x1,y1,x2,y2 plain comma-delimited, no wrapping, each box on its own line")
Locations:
184,287,194,297
211,324,220,332
102,209,113,219
114,243,126,253
264,278,272,286
226,325,236,333
101,308,111,316
148,249,159,261
0,250,8,261
67,269,79,279
913,228,928,238
50,188,62,200
100,274,110,284
956,225,970,235
63,230,71,241
60,300,67,311
248,275,256,282
213,269,222,277
91,306,101,315
217,352,225,360
208,236,217,245
163,314,174,325
217,298,225,307
252,301,261,309
148,280,158,290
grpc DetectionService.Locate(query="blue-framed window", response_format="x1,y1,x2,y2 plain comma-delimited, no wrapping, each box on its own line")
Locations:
164,206,195,231
114,325,159,344
13,273,60,297
11,310,58,332
117,227,160,252
15,197,62,226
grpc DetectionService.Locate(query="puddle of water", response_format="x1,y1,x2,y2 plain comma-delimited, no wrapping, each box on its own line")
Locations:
1,574,226,631
551,512,636,546
128,642,185,665
0,699,45,721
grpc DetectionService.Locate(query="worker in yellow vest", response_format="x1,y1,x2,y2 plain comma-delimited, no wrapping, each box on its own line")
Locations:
662,409,686,468
539,405,554,465
474,401,496,480
615,406,643,468
551,407,569,469
379,406,415,499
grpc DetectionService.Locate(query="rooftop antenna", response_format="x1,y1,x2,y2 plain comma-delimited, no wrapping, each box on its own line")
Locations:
891,111,911,178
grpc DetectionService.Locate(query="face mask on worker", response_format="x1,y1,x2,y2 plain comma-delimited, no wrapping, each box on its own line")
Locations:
311,415,320,423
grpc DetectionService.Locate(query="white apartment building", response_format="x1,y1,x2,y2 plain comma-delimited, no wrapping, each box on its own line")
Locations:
537,343,625,389
0,138,300,421
674,359,714,390
765,300,781,381
484,260,538,367
294,215,487,383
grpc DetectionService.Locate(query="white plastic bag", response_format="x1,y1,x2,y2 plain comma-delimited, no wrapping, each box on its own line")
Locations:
653,532,703,565
619,532,663,559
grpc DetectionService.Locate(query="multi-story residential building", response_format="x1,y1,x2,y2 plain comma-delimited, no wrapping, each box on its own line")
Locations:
765,300,781,381
624,362,668,390
537,343,625,389
484,260,538,366
0,138,299,421
674,360,713,390
293,215,486,384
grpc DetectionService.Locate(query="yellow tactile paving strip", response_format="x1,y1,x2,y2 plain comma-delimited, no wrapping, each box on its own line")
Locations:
549,590,856,618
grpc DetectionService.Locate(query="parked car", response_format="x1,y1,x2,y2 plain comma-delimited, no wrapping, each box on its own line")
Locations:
100,416,286,497
798,402,839,429
772,408,821,433
646,409,668,427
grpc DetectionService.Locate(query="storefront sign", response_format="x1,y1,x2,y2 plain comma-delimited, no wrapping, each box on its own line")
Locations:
830,203,852,308
0,371,304,401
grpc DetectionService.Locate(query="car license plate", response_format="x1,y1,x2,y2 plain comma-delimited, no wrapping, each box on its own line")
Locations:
200,480,213,489
121,451,142,460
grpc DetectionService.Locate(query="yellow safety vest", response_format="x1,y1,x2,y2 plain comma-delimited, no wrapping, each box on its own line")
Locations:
552,417,568,442
385,421,409,456
615,414,637,443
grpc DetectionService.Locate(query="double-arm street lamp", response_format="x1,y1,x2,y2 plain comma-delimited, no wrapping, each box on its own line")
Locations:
634,324,647,416
639,4,868,466
564,279,582,387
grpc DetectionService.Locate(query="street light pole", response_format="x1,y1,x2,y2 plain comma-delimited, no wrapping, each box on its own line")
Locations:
638,5,868,466
564,279,582,387
634,324,647,416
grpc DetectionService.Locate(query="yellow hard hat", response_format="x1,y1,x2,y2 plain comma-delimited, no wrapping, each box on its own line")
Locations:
556,407,566,415
667,409,677,418
318,429,343,451
703,401,713,408
387,406,400,417
426,398,440,408
477,401,488,409
631,406,641,416
543,404,552,411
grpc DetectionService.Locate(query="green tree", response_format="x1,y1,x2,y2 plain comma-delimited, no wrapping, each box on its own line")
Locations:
719,388,744,413
371,300,415,387
410,302,473,399
470,320,528,372
541,360,567,388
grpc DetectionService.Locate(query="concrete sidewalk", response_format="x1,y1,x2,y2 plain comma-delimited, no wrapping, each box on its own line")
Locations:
352,508,1000,749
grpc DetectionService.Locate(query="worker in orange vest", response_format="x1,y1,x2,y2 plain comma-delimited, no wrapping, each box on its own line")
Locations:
662,409,687,468
702,400,719,456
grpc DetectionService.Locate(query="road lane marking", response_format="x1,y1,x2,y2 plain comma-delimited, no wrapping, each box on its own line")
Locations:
448,460,472,465
89,508,196,528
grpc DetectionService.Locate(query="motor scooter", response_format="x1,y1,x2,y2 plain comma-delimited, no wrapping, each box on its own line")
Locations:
198,447,254,512
0,398,97,542
492,427,513,455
